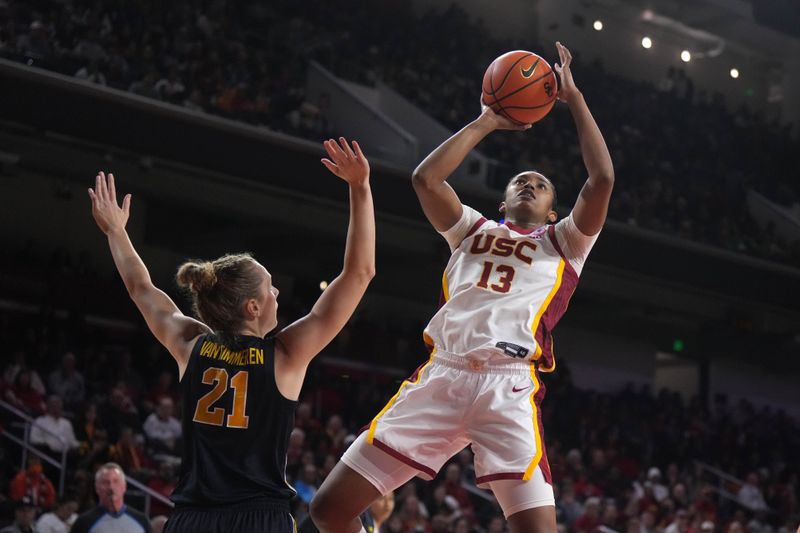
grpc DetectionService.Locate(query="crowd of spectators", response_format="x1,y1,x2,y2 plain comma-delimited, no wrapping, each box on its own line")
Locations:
0,248,798,532
1,0,799,265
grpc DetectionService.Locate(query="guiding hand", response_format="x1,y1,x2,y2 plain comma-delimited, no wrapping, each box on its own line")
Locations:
479,96,532,131
88,171,131,235
554,41,579,104
321,137,370,186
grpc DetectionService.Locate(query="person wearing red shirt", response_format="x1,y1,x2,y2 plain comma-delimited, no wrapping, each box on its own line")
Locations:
9,457,56,510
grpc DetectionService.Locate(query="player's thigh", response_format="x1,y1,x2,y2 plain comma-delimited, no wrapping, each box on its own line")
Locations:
312,460,382,520
506,505,557,533
489,471,555,525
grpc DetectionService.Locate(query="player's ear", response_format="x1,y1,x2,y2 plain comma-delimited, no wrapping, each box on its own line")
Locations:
547,209,558,223
499,201,506,214
244,298,259,319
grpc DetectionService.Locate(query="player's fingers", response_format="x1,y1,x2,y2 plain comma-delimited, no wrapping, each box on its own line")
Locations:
351,140,365,160
96,174,105,201
321,158,340,175
323,140,342,164
330,137,349,160
108,173,117,202
122,193,131,216
340,137,356,159
88,188,96,203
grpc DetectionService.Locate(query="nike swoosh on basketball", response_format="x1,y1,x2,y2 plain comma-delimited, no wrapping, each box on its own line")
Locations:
512,384,532,393
520,60,539,78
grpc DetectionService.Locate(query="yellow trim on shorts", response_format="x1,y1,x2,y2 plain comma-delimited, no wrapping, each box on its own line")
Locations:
530,258,565,361
367,349,436,444
442,270,450,301
523,366,543,480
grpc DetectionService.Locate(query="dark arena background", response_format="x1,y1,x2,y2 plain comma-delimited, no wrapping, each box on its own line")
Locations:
1,0,799,532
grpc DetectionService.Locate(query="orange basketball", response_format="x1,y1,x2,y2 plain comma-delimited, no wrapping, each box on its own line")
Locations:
482,50,558,124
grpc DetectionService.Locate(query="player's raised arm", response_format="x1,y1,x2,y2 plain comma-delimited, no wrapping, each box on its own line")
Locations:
88,172,209,377
556,41,615,235
412,105,531,232
275,138,375,391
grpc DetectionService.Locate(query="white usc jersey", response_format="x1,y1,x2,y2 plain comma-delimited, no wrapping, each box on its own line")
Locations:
423,204,599,370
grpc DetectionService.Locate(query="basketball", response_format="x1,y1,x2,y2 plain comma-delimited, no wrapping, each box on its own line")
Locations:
482,50,558,124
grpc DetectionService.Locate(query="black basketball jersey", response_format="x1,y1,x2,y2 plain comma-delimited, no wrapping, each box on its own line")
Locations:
171,334,297,506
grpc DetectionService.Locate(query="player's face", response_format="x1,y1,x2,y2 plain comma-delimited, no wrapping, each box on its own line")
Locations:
255,262,279,332
501,172,556,223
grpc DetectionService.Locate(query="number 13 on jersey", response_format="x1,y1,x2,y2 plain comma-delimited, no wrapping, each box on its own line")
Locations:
476,261,516,293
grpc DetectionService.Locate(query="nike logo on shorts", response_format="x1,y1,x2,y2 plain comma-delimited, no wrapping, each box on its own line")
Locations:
512,385,532,393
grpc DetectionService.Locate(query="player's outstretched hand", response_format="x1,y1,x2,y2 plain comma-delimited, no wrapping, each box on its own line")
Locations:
555,41,579,104
88,171,131,235
321,137,370,187
479,97,532,132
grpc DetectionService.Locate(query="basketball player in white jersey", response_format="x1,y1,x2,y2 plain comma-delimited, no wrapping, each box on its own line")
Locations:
312,42,613,533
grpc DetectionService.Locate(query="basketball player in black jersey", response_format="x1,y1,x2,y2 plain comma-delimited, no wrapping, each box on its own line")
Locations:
88,137,375,533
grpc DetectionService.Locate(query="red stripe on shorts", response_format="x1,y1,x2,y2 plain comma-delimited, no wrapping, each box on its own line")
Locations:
372,438,437,479
475,472,525,484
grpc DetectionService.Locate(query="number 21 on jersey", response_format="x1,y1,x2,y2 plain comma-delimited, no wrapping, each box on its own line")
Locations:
193,367,250,429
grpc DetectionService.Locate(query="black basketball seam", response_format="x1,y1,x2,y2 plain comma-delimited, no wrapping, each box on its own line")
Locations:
488,65,516,122
494,53,535,94
492,69,556,106
500,94,558,110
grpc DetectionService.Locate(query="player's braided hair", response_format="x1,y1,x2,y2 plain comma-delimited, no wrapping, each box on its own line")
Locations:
176,253,261,345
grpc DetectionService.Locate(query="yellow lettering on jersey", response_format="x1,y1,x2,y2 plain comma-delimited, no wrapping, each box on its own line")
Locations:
198,341,264,366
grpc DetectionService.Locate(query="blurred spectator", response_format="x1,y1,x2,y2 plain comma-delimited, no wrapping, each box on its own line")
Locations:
143,371,178,413
664,508,690,533
397,493,429,532
646,467,669,502
369,491,396,532
99,386,139,442
15,21,53,61
146,462,177,518
30,395,79,454
427,483,461,526
3,350,45,396
0,498,37,533
35,497,78,533
443,463,473,516
74,61,107,85
71,29,106,64
739,472,769,511
574,496,603,532
77,428,114,472
154,68,186,103
294,464,319,506
9,457,56,510
143,397,181,457
110,427,151,479
6,369,46,416
47,352,85,410
74,403,98,446
70,463,151,533
287,427,306,478
129,71,160,100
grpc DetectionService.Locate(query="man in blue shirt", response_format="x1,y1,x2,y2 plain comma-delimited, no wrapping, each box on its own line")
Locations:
70,463,150,533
